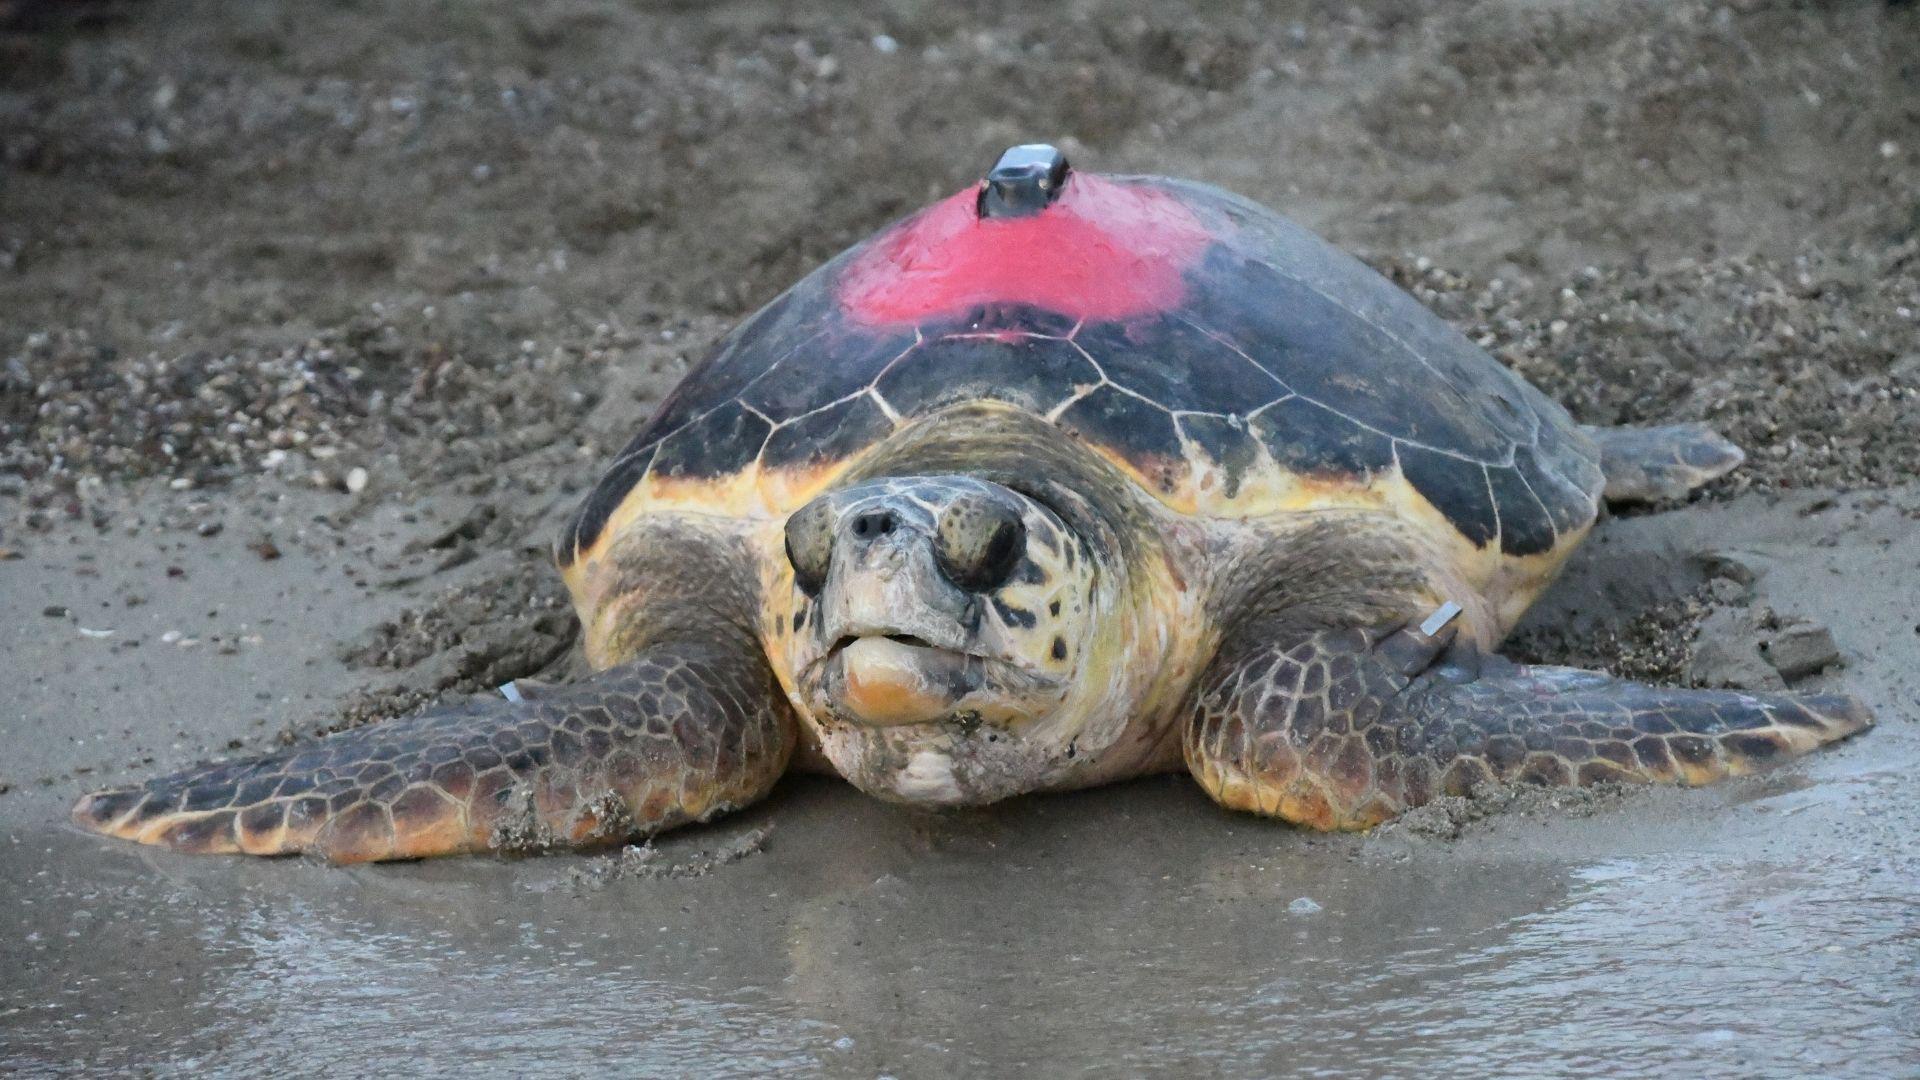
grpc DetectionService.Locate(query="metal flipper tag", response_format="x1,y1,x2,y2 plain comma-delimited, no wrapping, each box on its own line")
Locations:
1419,600,1464,639
498,681,524,703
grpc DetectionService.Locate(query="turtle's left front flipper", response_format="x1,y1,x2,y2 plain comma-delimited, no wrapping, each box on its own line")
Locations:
1186,617,1871,831
72,642,794,862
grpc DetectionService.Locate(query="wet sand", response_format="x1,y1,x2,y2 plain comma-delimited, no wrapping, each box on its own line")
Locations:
5,487,1918,1075
4,1,1918,1075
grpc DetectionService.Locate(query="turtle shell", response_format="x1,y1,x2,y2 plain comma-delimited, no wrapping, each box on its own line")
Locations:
559,168,1602,569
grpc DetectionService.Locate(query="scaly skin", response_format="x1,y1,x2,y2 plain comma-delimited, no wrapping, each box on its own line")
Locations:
1186,623,1873,830
71,643,794,863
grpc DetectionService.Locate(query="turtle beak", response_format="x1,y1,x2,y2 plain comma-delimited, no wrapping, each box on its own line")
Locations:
809,629,1063,728
821,635,983,726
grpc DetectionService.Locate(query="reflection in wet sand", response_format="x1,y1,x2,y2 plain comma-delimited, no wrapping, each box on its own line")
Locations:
9,773,1913,1077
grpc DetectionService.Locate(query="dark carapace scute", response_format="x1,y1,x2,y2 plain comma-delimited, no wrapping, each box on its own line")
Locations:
559,173,1601,565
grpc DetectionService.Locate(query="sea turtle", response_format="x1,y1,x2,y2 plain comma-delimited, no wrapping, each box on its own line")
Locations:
73,145,1871,862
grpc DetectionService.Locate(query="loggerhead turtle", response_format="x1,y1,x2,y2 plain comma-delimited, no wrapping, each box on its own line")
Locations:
74,145,1871,862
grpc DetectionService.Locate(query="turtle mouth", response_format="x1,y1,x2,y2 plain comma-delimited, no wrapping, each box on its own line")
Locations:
804,632,1062,728
825,632,960,660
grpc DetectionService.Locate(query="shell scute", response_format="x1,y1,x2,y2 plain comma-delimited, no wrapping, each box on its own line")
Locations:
761,393,894,473
1483,462,1559,557
1512,444,1591,536
1074,315,1283,414
738,322,914,417
1054,384,1184,475
875,321,1099,418
650,400,771,481
1175,412,1263,499
1397,445,1499,548
1249,396,1396,479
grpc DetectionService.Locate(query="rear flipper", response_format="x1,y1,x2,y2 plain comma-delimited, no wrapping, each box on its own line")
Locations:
72,642,794,863
1585,422,1745,502
1186,613,1871,830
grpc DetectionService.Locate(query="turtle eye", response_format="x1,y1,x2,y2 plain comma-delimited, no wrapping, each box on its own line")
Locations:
784,500,834,595
934,493,1026,594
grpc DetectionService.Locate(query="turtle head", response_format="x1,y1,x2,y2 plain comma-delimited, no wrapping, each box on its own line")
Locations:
781,476,1122,805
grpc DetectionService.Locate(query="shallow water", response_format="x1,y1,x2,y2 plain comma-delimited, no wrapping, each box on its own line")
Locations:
5,765,1916,1078
5,494,1918,1078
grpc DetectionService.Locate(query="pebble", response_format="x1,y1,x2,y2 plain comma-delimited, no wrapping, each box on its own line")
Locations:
345,467,369,494
1287,897,1323,915
42,605,67,618
1688,607,1786,691
1763,621,1841,681
1707,577,1749,604
1700,550,1759,586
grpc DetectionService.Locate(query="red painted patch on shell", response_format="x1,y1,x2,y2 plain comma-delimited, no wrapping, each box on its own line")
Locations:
837,174,1213,326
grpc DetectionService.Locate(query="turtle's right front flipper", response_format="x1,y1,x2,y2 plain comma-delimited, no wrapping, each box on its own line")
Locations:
72,642,794,863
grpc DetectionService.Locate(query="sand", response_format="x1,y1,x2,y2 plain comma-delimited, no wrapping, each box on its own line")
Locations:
3,1,1916,1075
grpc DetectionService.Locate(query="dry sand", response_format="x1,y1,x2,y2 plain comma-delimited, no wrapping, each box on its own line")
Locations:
3,1,1917,1075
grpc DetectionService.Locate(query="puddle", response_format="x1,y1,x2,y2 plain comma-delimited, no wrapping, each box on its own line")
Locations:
5,769,1915,1077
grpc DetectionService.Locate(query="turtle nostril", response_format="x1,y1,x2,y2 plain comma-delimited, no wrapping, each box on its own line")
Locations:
851,510,897,540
